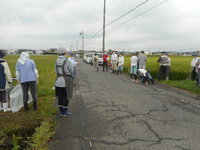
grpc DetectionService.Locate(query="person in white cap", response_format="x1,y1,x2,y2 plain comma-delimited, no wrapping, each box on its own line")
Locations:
55,47,74,116
15,52,39,111
0,50,13,112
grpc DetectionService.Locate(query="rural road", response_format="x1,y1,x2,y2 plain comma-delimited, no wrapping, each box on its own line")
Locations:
50,59,200,150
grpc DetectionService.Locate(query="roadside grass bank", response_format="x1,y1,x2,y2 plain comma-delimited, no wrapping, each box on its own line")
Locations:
161,80,200,95
0,55,57,149
123,55,199,94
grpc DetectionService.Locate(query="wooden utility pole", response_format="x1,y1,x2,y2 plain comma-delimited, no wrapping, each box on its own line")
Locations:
80,31,84,51
102,0,106,53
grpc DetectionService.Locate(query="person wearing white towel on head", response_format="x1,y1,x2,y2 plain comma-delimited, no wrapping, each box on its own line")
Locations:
15,52,39,111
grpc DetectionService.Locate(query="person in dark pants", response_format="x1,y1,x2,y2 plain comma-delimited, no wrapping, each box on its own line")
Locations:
157,52,171,81
103,52,109,71
16,52,39,111
136,69,154,85
0,51,13,112
55,47,74,116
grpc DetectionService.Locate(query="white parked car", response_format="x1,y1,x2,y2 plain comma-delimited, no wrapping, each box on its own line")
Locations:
83,53,93,64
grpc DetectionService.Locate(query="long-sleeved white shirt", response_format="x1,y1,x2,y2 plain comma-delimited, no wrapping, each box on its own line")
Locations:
111,53,118,61
191,57,199,68
118,56,124,66
131,56,138,67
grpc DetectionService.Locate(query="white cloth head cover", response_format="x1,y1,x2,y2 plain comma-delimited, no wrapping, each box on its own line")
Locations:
58,47,67,55
17,52,29,65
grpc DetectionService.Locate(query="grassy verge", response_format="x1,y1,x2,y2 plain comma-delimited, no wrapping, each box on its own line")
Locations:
161,80,200,95
0,55,58,149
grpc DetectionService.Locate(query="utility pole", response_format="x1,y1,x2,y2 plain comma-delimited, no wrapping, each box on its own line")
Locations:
80,31,84,51
102,0,106,53
76,40,78,51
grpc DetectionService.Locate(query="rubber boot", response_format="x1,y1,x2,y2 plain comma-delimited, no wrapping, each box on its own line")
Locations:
33,102,37,111
165,77,169,81
62,108,72,116
3,103,9,112
0,103,3,111
58,107,63,116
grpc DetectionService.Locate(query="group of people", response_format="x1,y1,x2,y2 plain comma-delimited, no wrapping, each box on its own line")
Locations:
96,50,171,85
0,50,39,112
98,51,154,85
0,48,78,116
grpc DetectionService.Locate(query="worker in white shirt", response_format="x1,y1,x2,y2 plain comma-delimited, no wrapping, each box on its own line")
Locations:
130,53,138,82
111,51,118,74
191,54,199,80
136,69,154,86
117,53,124,75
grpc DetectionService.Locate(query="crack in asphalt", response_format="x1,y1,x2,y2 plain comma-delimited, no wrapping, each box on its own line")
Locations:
139,120,185,146
175,146,192,150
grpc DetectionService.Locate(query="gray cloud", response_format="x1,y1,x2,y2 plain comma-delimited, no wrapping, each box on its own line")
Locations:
0,0,199,51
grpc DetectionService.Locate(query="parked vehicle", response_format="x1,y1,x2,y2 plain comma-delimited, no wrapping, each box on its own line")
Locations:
83,53,93,64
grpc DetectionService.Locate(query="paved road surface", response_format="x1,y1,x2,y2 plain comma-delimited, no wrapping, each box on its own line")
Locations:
50,59,200,150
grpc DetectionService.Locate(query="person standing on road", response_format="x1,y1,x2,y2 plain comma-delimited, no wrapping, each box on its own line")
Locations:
194,58,200,87
157,52,171,81
0,51,13,112
16,52,39,111
111,51,118,74
117,53,124,75
102,52,109,71
55,47,74,116
194,59,200,99
93,53,99,72
138,51,147,69
130,53,138,82
190,54,199,80
68,53,79,80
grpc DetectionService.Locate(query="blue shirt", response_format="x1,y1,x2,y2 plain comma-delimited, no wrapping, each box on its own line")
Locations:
16,59,37,83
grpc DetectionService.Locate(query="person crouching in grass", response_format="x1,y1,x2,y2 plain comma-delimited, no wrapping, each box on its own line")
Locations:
136,69,154,86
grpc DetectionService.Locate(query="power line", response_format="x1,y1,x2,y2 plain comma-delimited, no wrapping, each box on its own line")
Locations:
81,0,98,31
87,0,169,46
106,0,150,27
107,0,169,33
87,0,150,43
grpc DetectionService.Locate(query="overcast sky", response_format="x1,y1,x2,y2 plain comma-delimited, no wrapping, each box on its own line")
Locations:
0,0,199,52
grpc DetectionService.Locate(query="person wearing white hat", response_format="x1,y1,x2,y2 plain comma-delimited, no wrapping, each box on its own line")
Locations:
55,47,74,116
15,52,39,111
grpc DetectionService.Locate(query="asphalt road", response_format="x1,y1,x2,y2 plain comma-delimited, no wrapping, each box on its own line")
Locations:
50,59,200,150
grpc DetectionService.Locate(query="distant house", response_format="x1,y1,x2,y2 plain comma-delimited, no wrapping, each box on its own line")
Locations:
49,48,57,53
17,49,34,54
35,50,43,55
0,49,8,54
